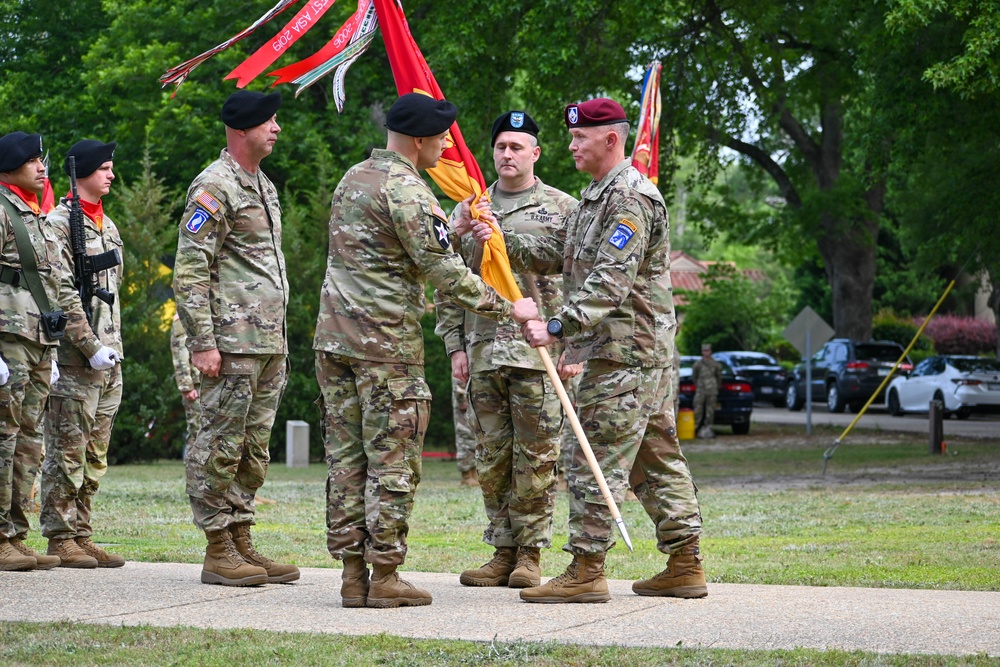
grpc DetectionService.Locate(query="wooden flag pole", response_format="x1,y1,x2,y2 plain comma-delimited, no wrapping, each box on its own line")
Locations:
534,345,634,552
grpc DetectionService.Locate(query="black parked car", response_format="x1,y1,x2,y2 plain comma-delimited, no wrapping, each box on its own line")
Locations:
785,339,913,413
678,356,755,434
712,351,789,407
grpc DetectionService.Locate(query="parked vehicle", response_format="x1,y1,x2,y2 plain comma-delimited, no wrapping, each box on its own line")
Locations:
886,355,1000,419
785,339,913,413
678,356,755,434
712,351,789,407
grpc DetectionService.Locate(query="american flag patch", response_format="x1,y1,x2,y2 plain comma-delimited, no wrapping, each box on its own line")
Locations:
195,189,221,214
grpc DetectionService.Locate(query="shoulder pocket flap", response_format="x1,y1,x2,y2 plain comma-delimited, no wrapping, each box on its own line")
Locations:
386,376,432,402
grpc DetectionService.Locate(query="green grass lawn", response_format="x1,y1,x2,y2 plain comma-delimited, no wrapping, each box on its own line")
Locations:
4,424,998,665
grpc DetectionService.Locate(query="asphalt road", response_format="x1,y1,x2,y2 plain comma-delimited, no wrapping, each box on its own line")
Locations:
751,404,1000,440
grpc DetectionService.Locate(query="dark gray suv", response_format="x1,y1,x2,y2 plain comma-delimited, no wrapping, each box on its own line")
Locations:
786,339,913,413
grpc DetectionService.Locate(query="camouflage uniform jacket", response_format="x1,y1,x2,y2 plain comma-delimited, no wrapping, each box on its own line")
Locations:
434,177,576,374
313,148,511,364
692,356,723,392
170,316,199,393
173,150,288,355
507,159,676,368
0,186,64,346
45,201,123,365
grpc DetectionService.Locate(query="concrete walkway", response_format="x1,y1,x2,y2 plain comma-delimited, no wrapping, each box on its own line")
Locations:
2,562,998,656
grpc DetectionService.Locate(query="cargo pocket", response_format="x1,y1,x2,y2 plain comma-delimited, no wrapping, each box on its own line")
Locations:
576,368,642,444
385,376,432,445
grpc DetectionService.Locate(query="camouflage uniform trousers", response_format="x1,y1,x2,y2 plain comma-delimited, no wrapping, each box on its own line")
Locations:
452,377,475,473
565,359,702,556
181,393,202,460
558,375,581,479
0,333,51,539
40,363,122,540
468,366,562,549
692,387,719,430
316,351,430,567
185,353,287,532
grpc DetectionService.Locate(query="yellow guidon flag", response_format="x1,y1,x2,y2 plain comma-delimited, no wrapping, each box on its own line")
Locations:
470,190,523,302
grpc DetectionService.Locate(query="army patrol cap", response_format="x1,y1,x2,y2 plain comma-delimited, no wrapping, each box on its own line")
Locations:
220,91,282,130
64,139,117,178
490,110,539,147
564,98,628,128
0,132,44,173
385,93,457,137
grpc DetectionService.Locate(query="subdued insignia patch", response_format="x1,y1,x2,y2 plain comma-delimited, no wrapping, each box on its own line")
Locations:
434,219,451,249
431,204,447,221
195,189,222,214
608,218,637,250
185,207,210,234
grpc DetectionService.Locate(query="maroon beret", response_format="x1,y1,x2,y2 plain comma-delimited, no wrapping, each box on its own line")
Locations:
564,98,628,128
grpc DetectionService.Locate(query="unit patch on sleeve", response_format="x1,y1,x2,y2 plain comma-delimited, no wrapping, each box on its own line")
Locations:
185,207,211,234
608,218,638,250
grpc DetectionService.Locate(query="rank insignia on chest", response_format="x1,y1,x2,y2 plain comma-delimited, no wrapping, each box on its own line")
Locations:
608,218,637,250
194,189,222,214
185,207,210,234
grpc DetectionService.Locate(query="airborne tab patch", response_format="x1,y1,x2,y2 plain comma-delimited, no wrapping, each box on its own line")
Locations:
608,218,637,250
195,189,222,214
185,207,210,234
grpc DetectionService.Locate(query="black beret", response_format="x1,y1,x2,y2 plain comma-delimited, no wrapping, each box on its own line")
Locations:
565,98,628,128
0,132,43,173
385,93,457,137
64,140,117,178
490,110,539,147
220,91,282,130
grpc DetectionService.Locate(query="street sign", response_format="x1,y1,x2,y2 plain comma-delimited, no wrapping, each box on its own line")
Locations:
783,307,834,358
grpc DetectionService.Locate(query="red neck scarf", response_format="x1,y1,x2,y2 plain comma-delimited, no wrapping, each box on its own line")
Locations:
1,181,42,214
64,192,104,231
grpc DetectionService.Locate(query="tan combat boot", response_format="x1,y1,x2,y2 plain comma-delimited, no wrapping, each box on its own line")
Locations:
366,563,432,608
459,547,517,586
519,552,610,604
340,555,370,608
632,548,708,599
201,528,268,586
76,537,125,568
0,536,36,571
9,536,59,570
459,468,480,487
47,537,98,569
230,523,300,583
507,546,541,588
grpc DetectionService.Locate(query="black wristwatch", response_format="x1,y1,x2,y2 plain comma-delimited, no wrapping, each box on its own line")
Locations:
546,318,564,339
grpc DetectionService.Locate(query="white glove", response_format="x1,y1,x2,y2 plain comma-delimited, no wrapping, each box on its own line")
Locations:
0,356,8,386
88,346,121,371
50,360,60,385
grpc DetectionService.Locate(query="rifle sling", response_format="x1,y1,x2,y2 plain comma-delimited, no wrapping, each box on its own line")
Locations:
0,191,57,314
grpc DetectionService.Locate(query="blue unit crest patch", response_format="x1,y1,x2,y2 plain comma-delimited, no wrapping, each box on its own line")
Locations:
608,219,637,250
185,207,210,234
511,112,524,128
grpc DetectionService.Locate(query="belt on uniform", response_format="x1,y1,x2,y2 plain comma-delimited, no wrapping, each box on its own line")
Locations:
0,264,23,287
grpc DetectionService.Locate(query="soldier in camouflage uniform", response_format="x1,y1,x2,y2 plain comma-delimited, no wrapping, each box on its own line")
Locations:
173,91,298,587
42,139,127,569
692,343,722,438
478,98,707,603
314,93,513,609
435,110,578,589
170,312,201,458
0,132,63,571
451,376,477,486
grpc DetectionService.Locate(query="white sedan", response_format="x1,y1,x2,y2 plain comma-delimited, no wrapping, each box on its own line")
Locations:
886,355,1000,419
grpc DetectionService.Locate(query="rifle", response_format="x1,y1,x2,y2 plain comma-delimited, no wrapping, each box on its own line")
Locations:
67,156,121,326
